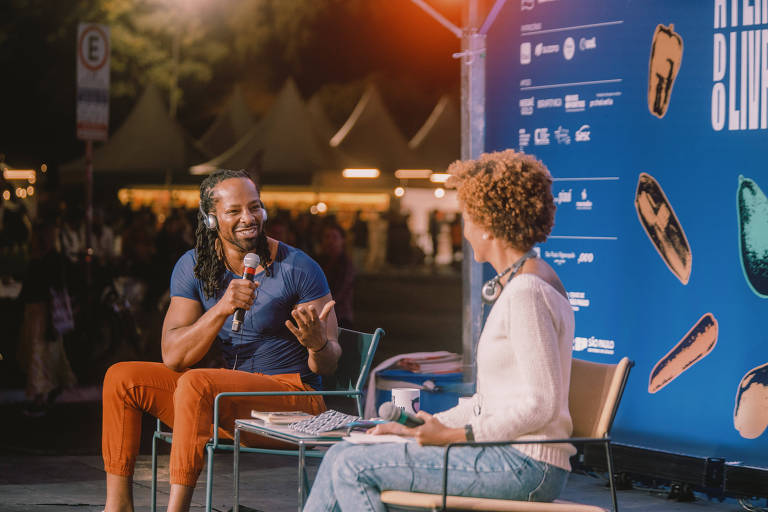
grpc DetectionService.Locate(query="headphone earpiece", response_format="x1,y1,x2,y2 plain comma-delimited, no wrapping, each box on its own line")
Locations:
199,205,218,230
259,207,268,224
481,278,502,304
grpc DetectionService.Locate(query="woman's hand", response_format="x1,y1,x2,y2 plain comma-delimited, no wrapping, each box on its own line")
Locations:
411,412,466,446
285,300,336,351
367,411,467,446
367,421,412,436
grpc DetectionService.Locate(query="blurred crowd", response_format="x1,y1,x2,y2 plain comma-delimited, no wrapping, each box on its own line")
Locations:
0,193,463,416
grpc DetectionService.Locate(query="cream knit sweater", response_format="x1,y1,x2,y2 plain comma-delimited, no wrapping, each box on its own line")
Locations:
434,273,577,472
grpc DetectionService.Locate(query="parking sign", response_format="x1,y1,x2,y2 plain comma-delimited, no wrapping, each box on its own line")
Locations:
76,23,110,141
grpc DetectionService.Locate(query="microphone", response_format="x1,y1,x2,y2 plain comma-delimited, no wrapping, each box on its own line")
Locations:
231,253,260,333
378,402,425,427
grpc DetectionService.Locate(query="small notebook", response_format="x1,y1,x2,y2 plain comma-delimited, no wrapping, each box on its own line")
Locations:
250,410,314,424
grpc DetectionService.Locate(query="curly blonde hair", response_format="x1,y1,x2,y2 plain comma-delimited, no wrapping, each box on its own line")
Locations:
446,150,555,250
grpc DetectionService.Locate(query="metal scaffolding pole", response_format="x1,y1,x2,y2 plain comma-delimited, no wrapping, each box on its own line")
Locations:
410,0,507,386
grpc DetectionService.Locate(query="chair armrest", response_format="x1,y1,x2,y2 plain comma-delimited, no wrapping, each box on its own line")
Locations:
438,437,611,511
211,390,362,446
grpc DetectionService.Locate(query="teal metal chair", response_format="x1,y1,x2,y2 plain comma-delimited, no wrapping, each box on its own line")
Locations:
150,326,383,512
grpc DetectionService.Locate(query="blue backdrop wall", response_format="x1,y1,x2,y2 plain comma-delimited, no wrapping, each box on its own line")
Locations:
485,0,768,467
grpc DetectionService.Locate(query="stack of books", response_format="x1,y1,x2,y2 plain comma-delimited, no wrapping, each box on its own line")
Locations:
395,353,462,374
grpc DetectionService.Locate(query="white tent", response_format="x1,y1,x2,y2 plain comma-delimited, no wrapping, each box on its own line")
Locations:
409,95,460,172
197,86,255,157
329,84,418,172
190,79,344,185
307,94,337,142
60,84,208,185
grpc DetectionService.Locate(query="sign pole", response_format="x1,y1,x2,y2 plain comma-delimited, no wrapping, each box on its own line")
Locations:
85,139,93,287
76,22,110,338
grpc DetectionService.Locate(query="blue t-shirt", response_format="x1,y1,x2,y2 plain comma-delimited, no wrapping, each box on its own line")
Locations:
170,243,330,389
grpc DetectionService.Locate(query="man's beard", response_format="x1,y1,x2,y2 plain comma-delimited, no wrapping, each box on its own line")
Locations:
223,225,263,252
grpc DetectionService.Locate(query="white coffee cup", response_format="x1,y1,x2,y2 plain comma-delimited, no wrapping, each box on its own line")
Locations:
391,388,421,415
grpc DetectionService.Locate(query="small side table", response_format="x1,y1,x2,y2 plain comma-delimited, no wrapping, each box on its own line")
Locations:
233,419,342,512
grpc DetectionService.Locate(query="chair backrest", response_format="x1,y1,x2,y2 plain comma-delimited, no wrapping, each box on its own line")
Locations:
569,357,632,438
328,327,384,394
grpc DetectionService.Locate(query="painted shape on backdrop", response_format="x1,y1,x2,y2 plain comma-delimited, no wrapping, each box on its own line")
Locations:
648,313,718,393
635,173,692,285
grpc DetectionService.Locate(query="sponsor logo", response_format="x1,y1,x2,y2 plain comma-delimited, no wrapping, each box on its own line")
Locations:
518,128,531,148
589,98,614,107
520,42,532,65
544,250,575,266
534,127,550,145
535,42,560,56
575,124,591,141
573,336,615,355
565,94,585,112
555,125,571,144
563,37,575,60
521,0,535,11
519,96,534,116
576,188,593,210
579,36,597,51
568,291,591,312
537,97,562,108
521,23,542,32
577,252,594,263
554,189,572,205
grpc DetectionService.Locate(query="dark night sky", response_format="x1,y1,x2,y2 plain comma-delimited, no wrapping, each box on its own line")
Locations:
0,0,467,174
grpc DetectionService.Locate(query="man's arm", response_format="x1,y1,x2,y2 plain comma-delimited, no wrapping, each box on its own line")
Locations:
285,293,341,376
162,279,257,371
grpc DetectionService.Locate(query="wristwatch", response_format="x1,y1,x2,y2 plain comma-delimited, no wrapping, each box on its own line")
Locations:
464,424,475,442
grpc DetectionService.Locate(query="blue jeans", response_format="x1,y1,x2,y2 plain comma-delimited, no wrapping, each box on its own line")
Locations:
303,441,569,512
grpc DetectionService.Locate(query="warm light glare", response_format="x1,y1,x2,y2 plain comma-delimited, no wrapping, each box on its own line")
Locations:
15,188,22,198
3,169,36,181
394,186,405,197
310,205,319,215
19,189,27,199
29,176,36,184
342,168,380,179
2,190,10,200
434,187,446,198
395,169,432,179
27,186,34,196
316,202,328,213
429,173,450,183
41,164,48,173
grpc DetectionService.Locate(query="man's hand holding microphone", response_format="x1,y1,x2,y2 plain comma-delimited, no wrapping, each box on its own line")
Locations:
216,253,260,331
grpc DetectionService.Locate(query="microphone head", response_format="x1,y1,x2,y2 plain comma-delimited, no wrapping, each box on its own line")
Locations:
378,402,398,421
243,253,260,269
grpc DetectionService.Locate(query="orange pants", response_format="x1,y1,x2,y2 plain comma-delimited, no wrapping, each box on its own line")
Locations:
102,361,325,487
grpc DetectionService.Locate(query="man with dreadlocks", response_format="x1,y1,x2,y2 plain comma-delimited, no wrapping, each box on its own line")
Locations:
100,169,340,512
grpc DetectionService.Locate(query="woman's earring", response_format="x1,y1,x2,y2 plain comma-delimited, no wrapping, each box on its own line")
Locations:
481,233,490,241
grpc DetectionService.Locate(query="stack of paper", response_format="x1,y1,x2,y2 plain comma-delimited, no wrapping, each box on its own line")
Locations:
396,353,462,374
250,410,313,424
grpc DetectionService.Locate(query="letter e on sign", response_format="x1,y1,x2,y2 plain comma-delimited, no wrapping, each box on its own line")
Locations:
79,25,109,72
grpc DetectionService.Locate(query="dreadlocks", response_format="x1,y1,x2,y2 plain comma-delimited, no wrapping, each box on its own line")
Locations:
194,169,271,299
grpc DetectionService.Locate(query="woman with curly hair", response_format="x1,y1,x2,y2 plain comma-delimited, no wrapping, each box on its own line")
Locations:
303,150,575,510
